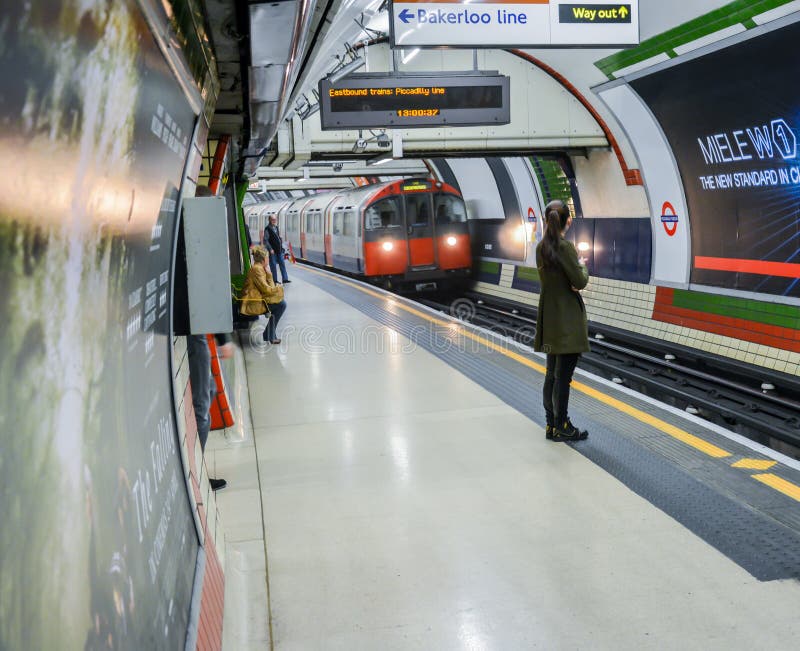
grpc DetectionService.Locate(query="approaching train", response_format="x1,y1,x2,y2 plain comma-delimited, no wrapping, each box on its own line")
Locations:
245,178,472,289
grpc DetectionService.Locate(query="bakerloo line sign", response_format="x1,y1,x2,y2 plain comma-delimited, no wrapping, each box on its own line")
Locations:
390,0,640,48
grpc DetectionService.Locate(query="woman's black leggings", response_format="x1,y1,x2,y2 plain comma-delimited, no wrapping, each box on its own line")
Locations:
543,353,581,427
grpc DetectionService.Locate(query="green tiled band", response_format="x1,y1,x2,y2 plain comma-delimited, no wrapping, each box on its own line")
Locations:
516,266,540,282
672,289,800,330
595,0,795,79
530,157,573,206
479,261,501,275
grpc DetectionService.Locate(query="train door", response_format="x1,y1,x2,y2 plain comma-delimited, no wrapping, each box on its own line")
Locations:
404,191,435,268
245,207,260,245
324,206,333,265
302,208,324,264
287,208,302,258
344,209,360,272
330,206,359,273
277,203,292,258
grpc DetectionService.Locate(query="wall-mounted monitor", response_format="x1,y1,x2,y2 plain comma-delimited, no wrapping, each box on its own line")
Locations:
319,72,510,130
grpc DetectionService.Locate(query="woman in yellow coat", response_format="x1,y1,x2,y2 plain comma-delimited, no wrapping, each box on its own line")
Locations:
240,246,287,344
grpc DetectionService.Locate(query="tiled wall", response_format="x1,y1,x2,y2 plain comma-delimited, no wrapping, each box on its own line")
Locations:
473,265,800,376
173,335,226,649
653,288,800,371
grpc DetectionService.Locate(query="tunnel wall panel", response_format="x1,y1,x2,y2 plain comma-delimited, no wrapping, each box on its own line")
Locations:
629,19,800,300
0,2,210,648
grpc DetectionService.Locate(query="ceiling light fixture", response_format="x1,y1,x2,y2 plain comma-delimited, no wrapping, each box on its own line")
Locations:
401,48,420,65
367,151,394,166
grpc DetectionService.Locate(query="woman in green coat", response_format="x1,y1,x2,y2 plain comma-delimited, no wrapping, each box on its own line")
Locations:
534,200,590,441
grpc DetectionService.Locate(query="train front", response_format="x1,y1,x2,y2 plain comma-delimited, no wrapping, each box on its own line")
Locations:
363,178,472,290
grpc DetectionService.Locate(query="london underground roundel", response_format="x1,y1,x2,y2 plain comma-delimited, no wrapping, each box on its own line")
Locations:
661,201,678,237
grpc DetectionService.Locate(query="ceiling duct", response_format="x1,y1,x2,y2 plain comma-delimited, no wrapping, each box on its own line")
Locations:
244,0,319,176
250,64,287,103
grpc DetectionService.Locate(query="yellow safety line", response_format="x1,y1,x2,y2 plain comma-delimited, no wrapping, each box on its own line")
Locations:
752,474,800,503
302,268,800,502
732,459,777,471
302,267,732,458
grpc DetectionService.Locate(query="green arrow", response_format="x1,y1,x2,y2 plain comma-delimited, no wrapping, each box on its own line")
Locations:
619,5,629,18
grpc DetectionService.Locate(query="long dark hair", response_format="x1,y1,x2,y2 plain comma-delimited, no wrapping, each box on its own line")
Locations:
540,200,570,269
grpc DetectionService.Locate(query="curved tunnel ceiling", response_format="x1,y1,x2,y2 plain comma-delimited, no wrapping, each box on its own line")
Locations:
246,0,792,183
280,0,736,126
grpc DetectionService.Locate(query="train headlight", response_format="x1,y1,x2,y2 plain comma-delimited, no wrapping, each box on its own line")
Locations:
382,241,394,252
446,236,457,247
577,242,591,252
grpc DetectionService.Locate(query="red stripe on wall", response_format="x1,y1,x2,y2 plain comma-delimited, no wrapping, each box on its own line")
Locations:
184,382,226,649
694,256,800,279
652,296,800,353
655,286,674,304
508,50,644,187
197,515,225,651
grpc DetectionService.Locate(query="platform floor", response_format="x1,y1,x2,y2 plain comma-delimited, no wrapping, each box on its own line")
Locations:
214,266,800,650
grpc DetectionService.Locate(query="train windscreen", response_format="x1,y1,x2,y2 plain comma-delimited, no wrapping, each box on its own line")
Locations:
434,194,468,224
365,197,403,230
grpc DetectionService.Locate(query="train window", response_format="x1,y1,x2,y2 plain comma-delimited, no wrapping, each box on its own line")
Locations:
405,193,431,227
434,194,467,224
333,213,344,235
307,211,321,234
365,197,402,230
343,211,356,237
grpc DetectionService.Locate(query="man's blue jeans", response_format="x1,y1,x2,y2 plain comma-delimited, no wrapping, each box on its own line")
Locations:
186,335,215,451
269,250,289,282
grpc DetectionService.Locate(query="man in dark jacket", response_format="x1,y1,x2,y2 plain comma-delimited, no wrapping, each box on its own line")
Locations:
263,215,290,283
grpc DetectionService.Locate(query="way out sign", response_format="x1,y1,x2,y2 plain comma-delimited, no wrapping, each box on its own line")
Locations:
390,0,639,48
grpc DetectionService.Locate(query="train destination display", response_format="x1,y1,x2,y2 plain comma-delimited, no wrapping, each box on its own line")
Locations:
631,21,800,298
319,73,510,129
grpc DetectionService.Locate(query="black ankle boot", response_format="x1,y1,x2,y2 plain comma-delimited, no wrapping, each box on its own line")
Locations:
553,419,588,441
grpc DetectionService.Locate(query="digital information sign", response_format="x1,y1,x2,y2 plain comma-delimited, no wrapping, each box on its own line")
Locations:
319,73,510,130
631,21,800,298
390,0,639,48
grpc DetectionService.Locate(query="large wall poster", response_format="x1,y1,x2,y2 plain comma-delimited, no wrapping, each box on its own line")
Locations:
631,21,800,298
0,2,199,649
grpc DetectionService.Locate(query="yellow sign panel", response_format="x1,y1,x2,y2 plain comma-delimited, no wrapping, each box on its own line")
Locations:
402,183,430,192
